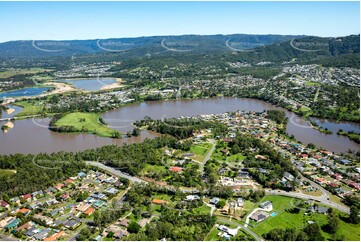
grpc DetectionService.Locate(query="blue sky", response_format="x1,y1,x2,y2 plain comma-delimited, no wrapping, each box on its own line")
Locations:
0,1,359,42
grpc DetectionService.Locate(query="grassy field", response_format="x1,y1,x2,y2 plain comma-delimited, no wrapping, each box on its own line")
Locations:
211,147,227,161
140,164,167,176
0,68,49,78
304,81,320,86
0,169,16,178
54,112,121,138
186,142,212,162
250,195,360,241
227,153,247,163
205,226,220,241
192,205,211,215
14,100,45,117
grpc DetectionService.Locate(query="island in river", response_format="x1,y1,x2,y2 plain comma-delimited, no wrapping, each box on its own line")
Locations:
49,112,121,138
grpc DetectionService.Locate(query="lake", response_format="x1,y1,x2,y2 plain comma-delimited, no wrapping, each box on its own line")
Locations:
0,87,50,99
56,78,116,91
0,97,359,154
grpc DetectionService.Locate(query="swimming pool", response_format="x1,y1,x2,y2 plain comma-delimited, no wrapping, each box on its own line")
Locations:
270,212,277,217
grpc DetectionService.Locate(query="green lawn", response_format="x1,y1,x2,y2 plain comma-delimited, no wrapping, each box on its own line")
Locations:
14,100,45,117
54,112,121,138
227,153,246,163
205,226,220,241
251,195,360,241
0,68,49,78
304,81,320,86
187,143,212,162
192,205,211,215
140,164,167,175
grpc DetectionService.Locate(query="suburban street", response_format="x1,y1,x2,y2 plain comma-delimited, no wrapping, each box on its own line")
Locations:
200,139,216,176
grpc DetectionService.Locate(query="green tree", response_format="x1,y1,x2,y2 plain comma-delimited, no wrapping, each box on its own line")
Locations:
216,199,226,208
303,223,324,241
128,221,141,233
349,206,360,224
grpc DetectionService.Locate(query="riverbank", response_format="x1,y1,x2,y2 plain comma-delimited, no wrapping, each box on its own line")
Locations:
43,82,75,95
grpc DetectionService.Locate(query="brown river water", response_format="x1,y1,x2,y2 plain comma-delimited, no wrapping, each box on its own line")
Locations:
0,97,359,155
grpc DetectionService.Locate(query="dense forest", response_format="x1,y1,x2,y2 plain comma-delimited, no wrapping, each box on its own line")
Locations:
134,117,228,139
0,152,86,197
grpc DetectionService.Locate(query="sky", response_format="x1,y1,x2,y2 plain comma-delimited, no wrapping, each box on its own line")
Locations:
0,1,359,43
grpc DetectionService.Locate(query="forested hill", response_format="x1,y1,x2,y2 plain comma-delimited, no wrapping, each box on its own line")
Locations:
0,34,302,58
0,34,358,69
225,35,360,68
107,34,360,73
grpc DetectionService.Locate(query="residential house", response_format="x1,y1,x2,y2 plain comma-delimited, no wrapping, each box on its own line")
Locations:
78,172,86,178
259,201,272,210
308,206,328,214
250,210,269,222
185,195,200,201
0,200,10,210
84,207,95,216
44,230,65,241
236,198,244,207
118,218,130,227
33,228,51,240
18,208,31,216
5,218,20,229
210,197,220,205
64,219,81,230
22,194,32,202
169,166,183,172
152,199,166,205
340,159,351,165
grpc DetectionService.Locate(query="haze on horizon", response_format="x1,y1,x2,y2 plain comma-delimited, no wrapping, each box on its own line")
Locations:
0,1,359,43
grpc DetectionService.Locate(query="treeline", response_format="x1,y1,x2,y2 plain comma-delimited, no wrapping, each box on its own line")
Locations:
0,73,36,92
337,129,360,143
78,136,184,176
266,110,288,124
135,117,228,139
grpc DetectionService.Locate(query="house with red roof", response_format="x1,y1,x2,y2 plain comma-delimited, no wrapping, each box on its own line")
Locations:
55,184,65,190
152,199,166,205
84,207,95,216
299,154,308,159
331,173,343,180
18,208,30,215
22,194,31,202
169,166,182,172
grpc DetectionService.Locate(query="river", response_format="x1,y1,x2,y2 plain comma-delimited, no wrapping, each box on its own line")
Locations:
0,87,50,100
56,78,116,91
0,97,359,154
